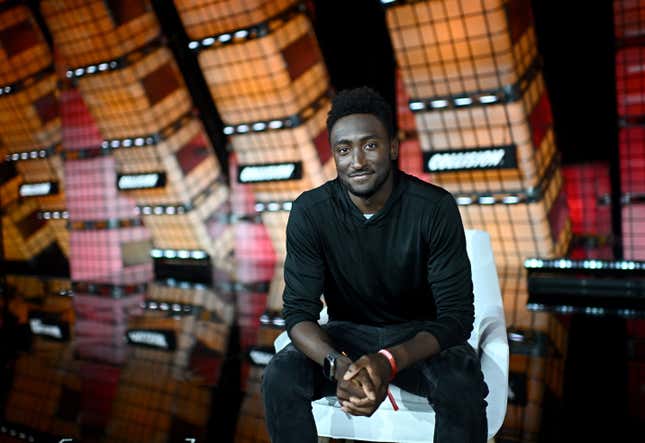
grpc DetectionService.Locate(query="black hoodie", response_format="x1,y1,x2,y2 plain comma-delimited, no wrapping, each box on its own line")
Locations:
282,169,474,351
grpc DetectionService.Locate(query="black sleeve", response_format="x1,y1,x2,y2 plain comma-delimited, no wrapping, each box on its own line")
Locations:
281,202,324,334
423,193,474,350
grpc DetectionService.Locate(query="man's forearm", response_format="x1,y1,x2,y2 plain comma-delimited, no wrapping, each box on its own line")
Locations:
288,320,339,366
386,331,441,372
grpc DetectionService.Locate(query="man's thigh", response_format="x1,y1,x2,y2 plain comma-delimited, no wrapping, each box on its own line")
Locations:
391,343,488,403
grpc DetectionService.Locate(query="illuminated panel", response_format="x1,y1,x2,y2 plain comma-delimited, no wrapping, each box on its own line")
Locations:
385,0,537,97
616,46,645,118
0,6,52,85
40,0,160,69
234,221,277,284
0,72,60,151
562,163,612,238
623,202,645,261
74,46,191,140
117,172,166,190
458,167,571,269
61,89,103,150
417,73,557,193
175,0,297,39
106,359,212,443
238,161,302,183
620,125,645,195
197,12,328,124
3,353,80,439
2,199,53,260
229,100,329,201
114,119,222,206
614,0,645,43
69,226,153,285
141,181,229,256
64,157,139,221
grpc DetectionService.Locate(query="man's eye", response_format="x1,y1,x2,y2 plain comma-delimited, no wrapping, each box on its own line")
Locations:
337,146,350,154
365,142,377,149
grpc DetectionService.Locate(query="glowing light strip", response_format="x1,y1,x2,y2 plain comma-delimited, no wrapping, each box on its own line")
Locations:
38,210,69,220
65,38,163,79
254,201,293,213
4,144,58,162
71,281,147,297
136,179,221,216
407,60,541,112
527,303,642,318
150,248,209,260
0,66,54,98
223,91,330,135
188,3,305,52
524,258,645,271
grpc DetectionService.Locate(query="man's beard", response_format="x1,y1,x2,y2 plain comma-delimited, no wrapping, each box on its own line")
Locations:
341,166,392,200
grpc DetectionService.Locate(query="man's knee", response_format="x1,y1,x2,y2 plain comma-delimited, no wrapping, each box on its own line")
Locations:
430,346,488,407
262,344,313,400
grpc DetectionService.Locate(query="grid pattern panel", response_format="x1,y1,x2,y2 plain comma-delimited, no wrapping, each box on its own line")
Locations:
616,46,645,118
0,73,60,151
3,354,80,440
141,183,229,254
175,0,297,39
76,47,192,139
623,203,645,260
61,88,103,150
386,0,537,97
41,0,160,69
231,102,329,201
620,125,645,195
115,121,222,206
64,156,138,221
614,0,645,45
420,75,556,193
2,199,53,260
458,170,571,268
0,5,52,85
69,227,152,284
198,13,328,125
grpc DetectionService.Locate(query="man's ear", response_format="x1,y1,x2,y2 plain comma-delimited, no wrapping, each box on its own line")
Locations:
389,138,399,161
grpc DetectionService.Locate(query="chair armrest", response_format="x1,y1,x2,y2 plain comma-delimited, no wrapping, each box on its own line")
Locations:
477,307,509,437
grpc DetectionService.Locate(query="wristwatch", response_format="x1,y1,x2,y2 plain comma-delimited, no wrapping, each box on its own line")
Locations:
323,351,342,381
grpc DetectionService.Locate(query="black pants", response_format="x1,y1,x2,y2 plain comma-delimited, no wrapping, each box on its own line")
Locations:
262,320,489,443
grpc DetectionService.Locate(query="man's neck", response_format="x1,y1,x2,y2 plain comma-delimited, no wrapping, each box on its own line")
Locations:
347,170,394,214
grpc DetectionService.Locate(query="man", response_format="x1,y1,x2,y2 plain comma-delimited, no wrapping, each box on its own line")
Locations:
262,87,488,443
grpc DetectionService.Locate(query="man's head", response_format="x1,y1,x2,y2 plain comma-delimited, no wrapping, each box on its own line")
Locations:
327,87,398,200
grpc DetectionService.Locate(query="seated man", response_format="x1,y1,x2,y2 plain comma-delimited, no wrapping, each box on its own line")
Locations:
262,87,488,443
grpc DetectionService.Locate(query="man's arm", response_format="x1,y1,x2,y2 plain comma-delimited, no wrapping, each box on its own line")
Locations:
281,203,374,400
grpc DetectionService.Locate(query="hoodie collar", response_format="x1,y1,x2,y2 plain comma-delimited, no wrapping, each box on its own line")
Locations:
335,168,407,225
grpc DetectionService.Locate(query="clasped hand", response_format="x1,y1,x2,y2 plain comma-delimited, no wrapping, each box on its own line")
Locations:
335,353,392,416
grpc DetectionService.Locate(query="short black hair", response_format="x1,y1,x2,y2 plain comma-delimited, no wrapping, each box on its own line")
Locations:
326,87,395,140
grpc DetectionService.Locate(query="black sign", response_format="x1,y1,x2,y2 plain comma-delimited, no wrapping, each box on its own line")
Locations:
238,161,302,183
28,315,70,341
126,329,176,351
19,181,59,197
117,172,166,190
423,145,518,173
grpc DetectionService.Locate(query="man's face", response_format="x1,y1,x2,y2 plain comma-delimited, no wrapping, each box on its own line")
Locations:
330,113,398,199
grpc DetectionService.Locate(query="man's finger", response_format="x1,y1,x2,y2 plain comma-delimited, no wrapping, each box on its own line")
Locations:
343,356,371,380
341,401,373,417
354,369,376,400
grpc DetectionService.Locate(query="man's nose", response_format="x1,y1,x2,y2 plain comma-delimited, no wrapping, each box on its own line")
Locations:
351,147,366,169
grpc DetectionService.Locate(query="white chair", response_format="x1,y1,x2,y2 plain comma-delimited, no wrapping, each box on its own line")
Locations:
274,229,509,442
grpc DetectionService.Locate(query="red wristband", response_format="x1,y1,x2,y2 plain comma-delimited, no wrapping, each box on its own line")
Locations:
378,349,398,381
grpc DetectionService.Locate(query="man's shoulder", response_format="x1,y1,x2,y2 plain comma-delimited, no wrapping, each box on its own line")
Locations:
399,171,452,206
292,179,337,212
